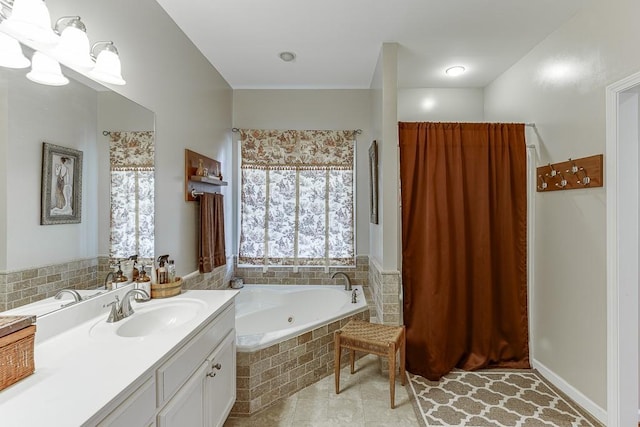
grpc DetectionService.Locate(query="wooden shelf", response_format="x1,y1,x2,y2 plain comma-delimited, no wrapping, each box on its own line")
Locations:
189,175,228,186
185,149,227,201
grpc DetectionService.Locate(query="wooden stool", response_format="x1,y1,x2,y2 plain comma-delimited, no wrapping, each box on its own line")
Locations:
334,320,406,408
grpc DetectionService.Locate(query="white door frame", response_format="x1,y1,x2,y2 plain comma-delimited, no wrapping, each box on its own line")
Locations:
606,70,640,427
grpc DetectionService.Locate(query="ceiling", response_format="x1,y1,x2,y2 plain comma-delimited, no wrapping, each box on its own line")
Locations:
155,0,587,90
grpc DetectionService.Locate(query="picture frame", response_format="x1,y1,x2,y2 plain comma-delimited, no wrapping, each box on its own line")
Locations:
369,140,379,224
41,142,83,225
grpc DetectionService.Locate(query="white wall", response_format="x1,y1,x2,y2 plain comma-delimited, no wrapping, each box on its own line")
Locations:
2,68,99,270
398,88,484,122
232,89,372,256
484,0,640,417
369,43,400,272
47,0,233,276
0,71,7,270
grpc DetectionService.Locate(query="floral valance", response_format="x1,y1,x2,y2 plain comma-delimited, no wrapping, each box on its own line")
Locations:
239,129,355,170
107,131,155,169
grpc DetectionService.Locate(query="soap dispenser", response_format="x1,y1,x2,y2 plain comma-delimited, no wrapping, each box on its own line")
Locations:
128,255,139,281
156,255,169,284
135,265,151,301
114,262,129,288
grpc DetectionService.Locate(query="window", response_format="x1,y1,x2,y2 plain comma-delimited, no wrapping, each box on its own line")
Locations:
108,131,155,262
239,129,355,268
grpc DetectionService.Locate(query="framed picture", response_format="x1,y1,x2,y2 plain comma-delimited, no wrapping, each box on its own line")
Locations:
369,140,378,224
41,142,83,225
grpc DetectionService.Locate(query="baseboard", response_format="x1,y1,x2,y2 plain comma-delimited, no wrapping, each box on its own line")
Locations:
532,359,607,425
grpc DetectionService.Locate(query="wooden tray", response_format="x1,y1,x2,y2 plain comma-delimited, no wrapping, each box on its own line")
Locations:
151,277,182,299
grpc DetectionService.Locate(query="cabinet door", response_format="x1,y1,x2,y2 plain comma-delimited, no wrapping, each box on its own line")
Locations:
98,375,156,427
157,361,207,427
205,331,236,427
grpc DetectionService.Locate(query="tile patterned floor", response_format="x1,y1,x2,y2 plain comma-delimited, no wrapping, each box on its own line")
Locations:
224,354,419,427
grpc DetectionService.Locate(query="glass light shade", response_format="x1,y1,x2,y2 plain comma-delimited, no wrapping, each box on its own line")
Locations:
53,24,94,68
88,46,125,85
26,51,69,86
1,0,58,45
0,32,30,68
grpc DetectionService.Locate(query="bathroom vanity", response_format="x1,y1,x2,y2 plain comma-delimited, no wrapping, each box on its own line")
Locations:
0,287,238,427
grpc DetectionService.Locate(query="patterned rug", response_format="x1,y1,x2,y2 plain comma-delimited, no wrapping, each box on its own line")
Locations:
407,370,601,427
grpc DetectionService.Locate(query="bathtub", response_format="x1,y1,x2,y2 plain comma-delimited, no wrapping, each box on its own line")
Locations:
232,283,370,415
235,284,367,352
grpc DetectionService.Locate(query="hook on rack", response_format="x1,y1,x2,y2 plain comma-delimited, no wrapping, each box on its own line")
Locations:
576,168,591,186
546,163,558,178
555,172,568,189
566,158,579,174
537,175,548,191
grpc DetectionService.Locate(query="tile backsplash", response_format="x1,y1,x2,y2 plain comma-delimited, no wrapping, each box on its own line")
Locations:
0,258,99,311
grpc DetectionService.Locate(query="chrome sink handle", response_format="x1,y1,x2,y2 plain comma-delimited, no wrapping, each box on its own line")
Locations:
120,289,150,318
105,295,121,323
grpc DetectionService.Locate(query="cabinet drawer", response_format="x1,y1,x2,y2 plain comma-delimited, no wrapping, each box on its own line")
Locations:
157,303,234,405
98,375,156,427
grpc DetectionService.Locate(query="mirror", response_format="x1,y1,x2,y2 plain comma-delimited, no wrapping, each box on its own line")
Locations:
0,44,155,317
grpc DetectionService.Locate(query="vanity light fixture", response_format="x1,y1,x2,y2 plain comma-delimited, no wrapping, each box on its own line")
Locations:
445,65,466,77
0,1,126,85
26,50,68,85
0,31,30,68
279,51,296,62
88,41,125,85
0,0,58,44
52,16,94,68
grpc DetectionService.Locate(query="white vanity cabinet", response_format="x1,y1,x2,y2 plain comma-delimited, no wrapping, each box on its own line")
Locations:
205,331,236,427
98,301,236,427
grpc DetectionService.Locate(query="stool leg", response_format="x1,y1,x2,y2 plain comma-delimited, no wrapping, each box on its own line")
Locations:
334,333,341,394
389,343,396,409
350,349,355,374
400,327,406,386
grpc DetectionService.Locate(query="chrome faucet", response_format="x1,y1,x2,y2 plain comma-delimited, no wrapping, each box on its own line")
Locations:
55,289,82,302
105,289,150,323
332,272,352,291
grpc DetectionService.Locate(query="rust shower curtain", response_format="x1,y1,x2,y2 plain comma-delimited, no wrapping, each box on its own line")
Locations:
398,122,529,380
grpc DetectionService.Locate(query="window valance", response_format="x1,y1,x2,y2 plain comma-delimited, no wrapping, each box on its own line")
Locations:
107,131,155,169
239,129,354,170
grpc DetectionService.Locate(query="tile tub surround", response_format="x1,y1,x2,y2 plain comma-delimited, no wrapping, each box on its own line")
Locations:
0,258,99,311
233,255,375,318
232,309,370,416
234,255,369,286
368,258,401,326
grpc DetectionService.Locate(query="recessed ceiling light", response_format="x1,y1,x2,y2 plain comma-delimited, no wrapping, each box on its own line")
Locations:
445,66,466,77
279,51,296,62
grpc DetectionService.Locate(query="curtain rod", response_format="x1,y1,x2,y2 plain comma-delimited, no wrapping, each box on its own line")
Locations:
231,128,362,135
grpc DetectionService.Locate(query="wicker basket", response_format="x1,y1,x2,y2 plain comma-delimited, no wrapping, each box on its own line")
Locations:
0,316,36,391
150,277,183,299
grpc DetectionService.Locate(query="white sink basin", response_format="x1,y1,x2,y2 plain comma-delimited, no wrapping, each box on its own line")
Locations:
90,298,208,339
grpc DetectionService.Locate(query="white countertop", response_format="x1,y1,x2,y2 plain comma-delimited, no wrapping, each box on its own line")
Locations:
0,289,238,427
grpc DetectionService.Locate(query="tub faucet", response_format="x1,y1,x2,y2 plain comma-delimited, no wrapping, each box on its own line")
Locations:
332,272,352,291
55,289,82,302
